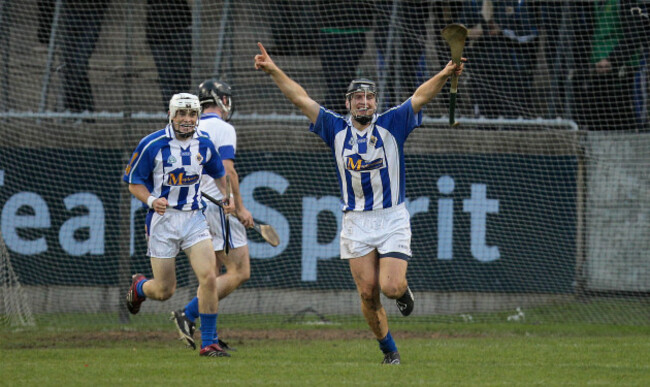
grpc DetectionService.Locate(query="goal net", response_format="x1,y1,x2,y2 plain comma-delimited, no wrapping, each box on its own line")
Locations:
0,231,35,327
0,0,648,328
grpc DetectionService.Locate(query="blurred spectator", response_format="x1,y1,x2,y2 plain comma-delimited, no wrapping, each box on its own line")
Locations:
538,1,573,119
461,0,539,118
573,0,647,131
38,0,109,113
316,1,373,115
375,1,430,110
146,0,192,109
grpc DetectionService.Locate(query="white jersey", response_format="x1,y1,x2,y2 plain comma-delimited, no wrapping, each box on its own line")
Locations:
309,99,422,211
123,124,226,211
198,113,237,200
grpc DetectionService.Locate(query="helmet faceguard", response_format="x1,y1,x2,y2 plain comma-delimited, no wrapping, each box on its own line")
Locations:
169,93,201,139
345,78,377,125
198,79,234,121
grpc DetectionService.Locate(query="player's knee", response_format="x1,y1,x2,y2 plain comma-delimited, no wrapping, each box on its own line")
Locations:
358,287,380,308
198,272,218,291
157,283,176,300
380,282,405,299
228,250,251,285
237,266,251,284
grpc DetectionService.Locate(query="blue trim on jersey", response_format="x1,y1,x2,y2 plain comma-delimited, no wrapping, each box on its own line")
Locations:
200,137,226,179
199,114,233,161
218,145,235,160
200,113,224,121
309,107,347,148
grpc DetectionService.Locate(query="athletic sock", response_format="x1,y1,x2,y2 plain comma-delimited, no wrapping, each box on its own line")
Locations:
184,297,200,323
199,313,218,349
136,279,148,299
378,330,398,354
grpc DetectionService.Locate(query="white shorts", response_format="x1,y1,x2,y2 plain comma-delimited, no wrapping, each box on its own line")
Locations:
203,201,248,251
146,209,211,258
340,203,412,260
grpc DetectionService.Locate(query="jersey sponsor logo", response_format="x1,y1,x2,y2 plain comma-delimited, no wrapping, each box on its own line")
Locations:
167,168,200,186
180,150,192,157
345,154,384,171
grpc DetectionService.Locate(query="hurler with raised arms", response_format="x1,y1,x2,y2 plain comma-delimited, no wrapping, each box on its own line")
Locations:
254,42,465,364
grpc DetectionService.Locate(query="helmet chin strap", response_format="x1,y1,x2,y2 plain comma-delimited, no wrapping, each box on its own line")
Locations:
173,123,196,139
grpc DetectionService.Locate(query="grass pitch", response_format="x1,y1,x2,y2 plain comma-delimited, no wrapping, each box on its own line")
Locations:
1,318,649,386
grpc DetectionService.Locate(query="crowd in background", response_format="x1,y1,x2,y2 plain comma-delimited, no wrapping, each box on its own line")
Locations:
34,0,650,131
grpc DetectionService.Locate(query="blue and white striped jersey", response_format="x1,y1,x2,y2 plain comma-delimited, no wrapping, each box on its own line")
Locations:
309,99,422,212
198,113,236,200
123,124,226,211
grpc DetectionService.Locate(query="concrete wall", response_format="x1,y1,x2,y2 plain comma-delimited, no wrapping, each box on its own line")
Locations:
586,134,650,292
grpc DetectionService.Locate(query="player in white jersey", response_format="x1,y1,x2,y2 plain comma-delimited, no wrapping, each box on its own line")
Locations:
123,93,235,358
255,42,465,364
171,79,254,351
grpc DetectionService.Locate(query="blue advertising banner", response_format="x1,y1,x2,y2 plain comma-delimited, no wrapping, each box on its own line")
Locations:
1,149,577,293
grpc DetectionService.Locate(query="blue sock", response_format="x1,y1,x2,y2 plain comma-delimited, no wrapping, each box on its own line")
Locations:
199,313,218,349
184,297,199,323
378,331,398,354
136,279,148,298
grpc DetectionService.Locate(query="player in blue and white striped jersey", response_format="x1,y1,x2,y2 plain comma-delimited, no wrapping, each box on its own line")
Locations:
123,93,234,358
255,42,465,365
171,79,255,352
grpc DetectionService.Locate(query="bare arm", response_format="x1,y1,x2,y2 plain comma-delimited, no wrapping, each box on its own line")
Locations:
129,183,168,215
213,174,236,214
223,159,253,228
254,42,320,123
411,59,466,114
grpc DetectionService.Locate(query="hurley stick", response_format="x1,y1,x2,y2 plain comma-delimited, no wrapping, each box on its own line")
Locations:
442,24,468,127
201,191,280,247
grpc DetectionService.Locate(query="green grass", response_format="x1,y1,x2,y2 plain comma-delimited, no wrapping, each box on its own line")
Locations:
1,319,649,386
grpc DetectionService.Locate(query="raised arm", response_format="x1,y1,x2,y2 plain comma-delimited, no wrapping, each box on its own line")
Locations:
411,58,466,114
254,42,320,123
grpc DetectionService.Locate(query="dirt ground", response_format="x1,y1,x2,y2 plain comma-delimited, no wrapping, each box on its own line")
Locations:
6,328,466,349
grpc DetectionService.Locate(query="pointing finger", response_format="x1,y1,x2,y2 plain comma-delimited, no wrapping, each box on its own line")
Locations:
257,42,268,57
